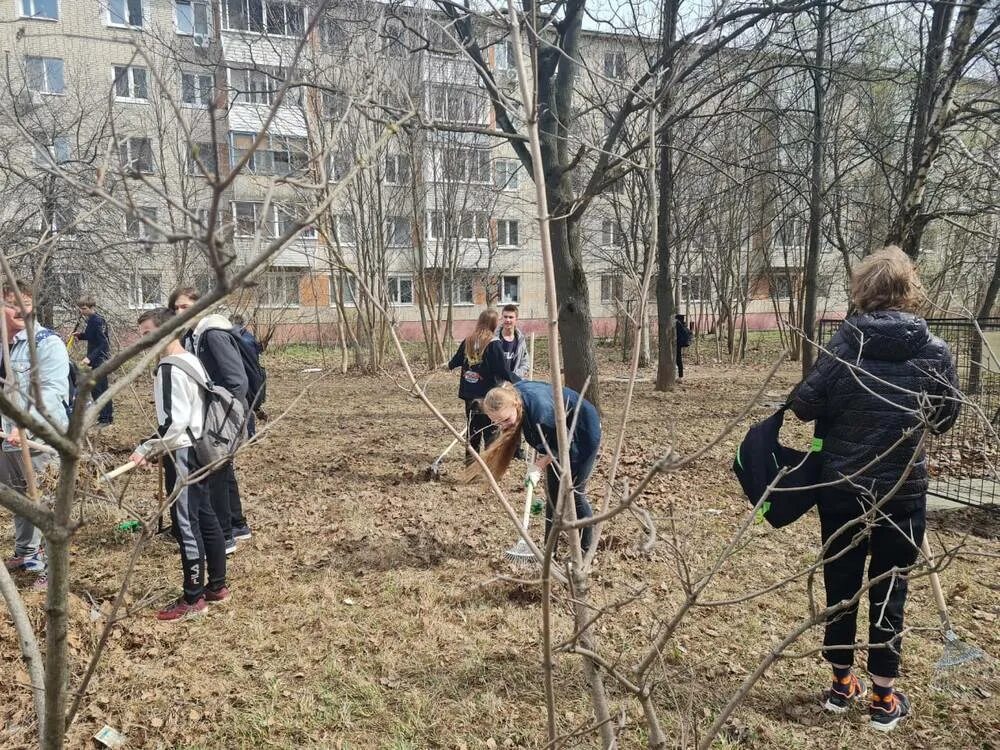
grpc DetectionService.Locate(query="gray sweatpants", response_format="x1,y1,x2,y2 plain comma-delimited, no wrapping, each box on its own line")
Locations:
0,450,53,558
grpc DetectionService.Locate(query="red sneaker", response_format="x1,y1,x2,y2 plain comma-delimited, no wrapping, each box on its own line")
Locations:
157,597,206,621
204,586,230,603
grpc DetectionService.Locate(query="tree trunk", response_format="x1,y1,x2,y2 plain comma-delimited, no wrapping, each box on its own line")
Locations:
968,236,1000,394
801,0,828,376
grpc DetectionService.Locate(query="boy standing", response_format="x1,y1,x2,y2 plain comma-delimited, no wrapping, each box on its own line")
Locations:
129,307,228,621
496,304,530,378
1,281,70,587
74,295,113,426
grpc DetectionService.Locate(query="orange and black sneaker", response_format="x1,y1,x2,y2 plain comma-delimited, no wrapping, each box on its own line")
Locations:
870,689,910,732
823,672,867,713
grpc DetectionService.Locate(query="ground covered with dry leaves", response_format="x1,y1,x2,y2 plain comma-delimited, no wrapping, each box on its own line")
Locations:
1,342,998,749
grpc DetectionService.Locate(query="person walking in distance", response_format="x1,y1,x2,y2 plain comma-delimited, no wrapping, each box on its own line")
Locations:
168,288,252,553
1,281,70,590
789,246,960,731
675,314,692,380
130,307,228,621
448,309,520,461
74,295,113,427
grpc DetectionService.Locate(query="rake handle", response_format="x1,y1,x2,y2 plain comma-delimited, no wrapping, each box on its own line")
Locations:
100,461,138,483
921,535,953,632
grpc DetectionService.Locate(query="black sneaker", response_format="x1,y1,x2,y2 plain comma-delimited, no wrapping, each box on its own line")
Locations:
870,689,910,732
225,537,237,556
823,672,867,713
232,524,252,541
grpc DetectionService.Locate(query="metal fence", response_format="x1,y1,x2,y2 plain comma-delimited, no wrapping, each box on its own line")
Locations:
817,317,1000,509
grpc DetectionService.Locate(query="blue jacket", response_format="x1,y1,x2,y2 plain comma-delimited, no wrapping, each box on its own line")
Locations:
2,327,70,449
77,313,111,364
515,380,601,472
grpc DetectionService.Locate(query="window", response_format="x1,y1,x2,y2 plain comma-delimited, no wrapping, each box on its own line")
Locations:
429,85,485,125
118,137,155,174
322,89,348,119
331,272,356,306
232,201,272,237
275,205,316,239
130,273,162,309
33,136,72,166
182,72,213,106
495,158,520,190
500,275,520,304
223,1,303,36
443,273,475,305
51,272,84,307
427,211,488,241
679,273,710,301
108,0,144,28
385,216,410,247
19,0,58,20
770,270,799,299
175,0,210,35
437,146,491,183
125,207,159,241
384,153,411,185
495,39,514,70
186,141,218,176
600,274,623,303
601,219,622,247
25,57,64,94
261,267,301,307
497,219,519,248
603,51,626,79
388,275,413,305
333,214,355,245
229,132,307,175
113,65,149,102
228,67,297,106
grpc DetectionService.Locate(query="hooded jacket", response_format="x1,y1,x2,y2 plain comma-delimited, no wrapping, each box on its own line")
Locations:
494,327,531,378
789,311,960,505
448,337,519,401
186,314,249,406
2,327,70,450
515,380,601,473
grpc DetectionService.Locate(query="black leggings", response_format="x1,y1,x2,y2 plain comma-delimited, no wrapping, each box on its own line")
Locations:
465,399,496,455
819,491,925,678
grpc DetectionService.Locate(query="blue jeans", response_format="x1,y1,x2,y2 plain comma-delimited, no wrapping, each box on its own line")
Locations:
543,447,597,552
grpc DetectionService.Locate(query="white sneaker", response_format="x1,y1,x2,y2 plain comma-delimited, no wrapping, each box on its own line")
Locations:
20,552,46,574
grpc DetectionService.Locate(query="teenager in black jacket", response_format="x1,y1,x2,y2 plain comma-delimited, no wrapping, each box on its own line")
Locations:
75,295,113,426
448,309,519,458
789,246,960,731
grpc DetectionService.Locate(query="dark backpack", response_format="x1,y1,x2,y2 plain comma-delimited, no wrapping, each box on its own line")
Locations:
732,407,823,528
228,327,266,408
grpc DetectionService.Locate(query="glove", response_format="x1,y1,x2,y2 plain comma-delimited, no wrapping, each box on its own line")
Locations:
525,467,542,487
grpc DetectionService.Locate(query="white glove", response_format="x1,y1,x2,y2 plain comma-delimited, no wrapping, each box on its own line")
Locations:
525,467,542,487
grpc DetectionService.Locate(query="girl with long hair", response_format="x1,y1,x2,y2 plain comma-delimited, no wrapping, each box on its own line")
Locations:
448,309,519,457
472,381,601,551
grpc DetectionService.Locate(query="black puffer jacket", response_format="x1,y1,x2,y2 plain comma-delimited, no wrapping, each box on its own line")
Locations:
789,311,960,505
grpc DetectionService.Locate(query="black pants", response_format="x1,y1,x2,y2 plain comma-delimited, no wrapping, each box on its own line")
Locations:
91,374,113,423
165,448,226,603
209,461,245,538
465,399,496,455
819,490,925,678
676,345,684,379
543,455,597,553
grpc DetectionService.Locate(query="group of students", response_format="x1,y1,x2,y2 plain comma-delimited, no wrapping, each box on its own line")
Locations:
2,282,264,621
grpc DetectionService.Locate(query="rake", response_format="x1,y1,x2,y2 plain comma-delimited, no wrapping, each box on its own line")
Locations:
424,425,468,480
921,536,988,680
504,474,540,567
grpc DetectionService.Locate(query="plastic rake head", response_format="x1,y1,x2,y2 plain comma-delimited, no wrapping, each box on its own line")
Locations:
503,538,539,567
938,630,987,671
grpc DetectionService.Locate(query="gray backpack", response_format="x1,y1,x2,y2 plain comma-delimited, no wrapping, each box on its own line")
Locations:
160,357,248,466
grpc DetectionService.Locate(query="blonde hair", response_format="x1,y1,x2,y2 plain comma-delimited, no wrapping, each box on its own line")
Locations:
463,309,499,366
463,384,523,483
851,245,924,313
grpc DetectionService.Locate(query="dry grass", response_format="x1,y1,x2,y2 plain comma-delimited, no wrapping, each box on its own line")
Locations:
1,346,998,749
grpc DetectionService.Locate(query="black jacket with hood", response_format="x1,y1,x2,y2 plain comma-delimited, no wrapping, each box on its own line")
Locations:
789,311,960,506
184,314,250,406
449,337,520,401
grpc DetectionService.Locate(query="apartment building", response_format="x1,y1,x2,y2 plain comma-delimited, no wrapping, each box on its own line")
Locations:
2,0,856,342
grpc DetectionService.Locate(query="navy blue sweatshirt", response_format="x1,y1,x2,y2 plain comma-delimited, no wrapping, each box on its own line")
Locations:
449,338,519,401
76,313,110,364
515,380,601,471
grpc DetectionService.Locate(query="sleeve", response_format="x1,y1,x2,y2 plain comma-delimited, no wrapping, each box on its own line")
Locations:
487,341,520,383
30,336,71,430
74,322,90,342
90,317,110,361
514,337,531,378
137,365,197,456
931,347,962,435
448,342,466,371
205,330,249,403
788,351,837,423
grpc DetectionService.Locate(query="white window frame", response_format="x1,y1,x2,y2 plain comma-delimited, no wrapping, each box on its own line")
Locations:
385,216,410,247
186,141,218,176
601,219,622,247
497,219,519,249
129,272,163,309
174,0,210,36
25,56,64,94
106,0,145,29
18,0,58,20
181,71,213,107
113,65,149,102
32,135,71,166
443,272,475,306
600,273,623,304
275,204,316,240
384,153,410,186
330,271,357,307
119,137,155,174
435,146,491,184
221,0,305,37
260,267,302,308
603,51,626,79
495,39,514,70
428,84,486,125
333,214,355,245
426,210,489,241
232,201,272,238
495,158,520,191
500,275,520,304
387,274,413,306
125,206,159,242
